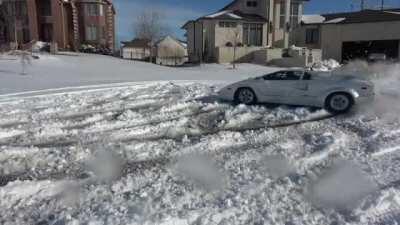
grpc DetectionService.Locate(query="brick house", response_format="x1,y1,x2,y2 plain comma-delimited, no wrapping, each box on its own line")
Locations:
0,0,115,51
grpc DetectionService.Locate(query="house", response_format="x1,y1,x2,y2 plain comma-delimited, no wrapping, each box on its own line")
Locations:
120,38,151,60
182,0,311,64
155,36,188,66
0,0,115,51
296,9,400,62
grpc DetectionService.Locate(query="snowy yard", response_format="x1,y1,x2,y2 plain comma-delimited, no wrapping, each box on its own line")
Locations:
0,53,278,96
0,54,400,225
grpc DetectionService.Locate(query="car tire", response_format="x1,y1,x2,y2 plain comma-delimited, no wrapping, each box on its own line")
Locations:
325,92,354,114
234,88,257,105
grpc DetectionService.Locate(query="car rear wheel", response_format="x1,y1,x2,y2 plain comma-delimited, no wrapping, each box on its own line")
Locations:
325,92,353,114
235,88,257,105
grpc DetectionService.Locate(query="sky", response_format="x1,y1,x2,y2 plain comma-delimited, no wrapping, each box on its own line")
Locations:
114,0,400,44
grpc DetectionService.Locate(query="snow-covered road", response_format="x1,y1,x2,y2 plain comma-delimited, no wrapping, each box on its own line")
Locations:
0,81,400,225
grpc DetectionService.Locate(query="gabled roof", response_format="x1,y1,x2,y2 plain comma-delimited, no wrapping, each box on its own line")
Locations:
302,9,400,25
220,0,310,11
155,35,187,49
199,10,267,22
121,38,151,48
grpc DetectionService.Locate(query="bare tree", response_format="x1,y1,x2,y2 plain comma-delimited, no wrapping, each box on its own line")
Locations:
19,50,32,75
228,27,241,69
133,10,170,63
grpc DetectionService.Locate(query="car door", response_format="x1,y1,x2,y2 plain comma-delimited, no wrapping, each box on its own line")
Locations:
253,71,302,103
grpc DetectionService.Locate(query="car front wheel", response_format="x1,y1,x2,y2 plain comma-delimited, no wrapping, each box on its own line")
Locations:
325,93,353,114
235,88,257,105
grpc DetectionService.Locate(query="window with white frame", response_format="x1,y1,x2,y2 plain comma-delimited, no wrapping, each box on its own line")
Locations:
86,4,102,16
279,2,300,30
243,23,263,46
86,25,98,41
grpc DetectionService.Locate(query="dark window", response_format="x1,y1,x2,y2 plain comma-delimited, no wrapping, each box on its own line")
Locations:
305,28,319,44
246,1,258,7
263,71,302,80
219,21,237,28
243,23,263,46
40,0,52,16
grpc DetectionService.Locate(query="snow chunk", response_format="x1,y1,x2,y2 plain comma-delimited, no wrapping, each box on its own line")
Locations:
311,59,341,71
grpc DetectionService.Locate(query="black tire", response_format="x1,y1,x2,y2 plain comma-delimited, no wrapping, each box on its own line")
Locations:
325,92,354,114
234,88,257,105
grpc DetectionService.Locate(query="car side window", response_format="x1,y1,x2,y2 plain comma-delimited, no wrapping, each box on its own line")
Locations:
264,71,302,81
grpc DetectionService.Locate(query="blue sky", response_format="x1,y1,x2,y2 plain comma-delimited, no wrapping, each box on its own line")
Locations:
114,0,400,43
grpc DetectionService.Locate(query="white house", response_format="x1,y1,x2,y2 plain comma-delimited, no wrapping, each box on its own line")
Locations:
155,36,188,66
182,0,311,64
120,38,151,61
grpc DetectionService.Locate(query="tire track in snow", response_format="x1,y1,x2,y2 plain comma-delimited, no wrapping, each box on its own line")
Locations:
0,113,335,186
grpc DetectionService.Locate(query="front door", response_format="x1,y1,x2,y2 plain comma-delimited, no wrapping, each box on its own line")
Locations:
41,23,53,42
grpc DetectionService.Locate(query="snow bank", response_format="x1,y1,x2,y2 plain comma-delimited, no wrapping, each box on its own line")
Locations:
311,59,341,71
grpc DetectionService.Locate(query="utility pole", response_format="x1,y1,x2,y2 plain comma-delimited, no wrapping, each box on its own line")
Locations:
381,0,384,10
361,0,365,10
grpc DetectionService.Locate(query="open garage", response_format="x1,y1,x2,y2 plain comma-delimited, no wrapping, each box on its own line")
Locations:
342,40,400,61
298,9,400,62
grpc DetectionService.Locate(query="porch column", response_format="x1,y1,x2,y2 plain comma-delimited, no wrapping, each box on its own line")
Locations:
268,0,274,46
70,0,80,51
284,0,291,48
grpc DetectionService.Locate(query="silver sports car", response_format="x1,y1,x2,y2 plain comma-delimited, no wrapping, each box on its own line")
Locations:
218,70,375,114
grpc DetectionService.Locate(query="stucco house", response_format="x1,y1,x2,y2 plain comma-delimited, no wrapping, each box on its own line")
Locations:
155,35,188,66
120,38,151,61
296,9,400,62
182,0,310,64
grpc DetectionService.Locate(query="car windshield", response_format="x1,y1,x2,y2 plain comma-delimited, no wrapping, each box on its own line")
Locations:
0,2,399,225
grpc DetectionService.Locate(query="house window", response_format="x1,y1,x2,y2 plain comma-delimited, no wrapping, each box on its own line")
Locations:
246,1,258,7
86,4,102,16
6,1,28,17
86,25,98,41
243,23,263,46
306,28,319,44
40,0,52,17
219,21,237,28
279,2,300,29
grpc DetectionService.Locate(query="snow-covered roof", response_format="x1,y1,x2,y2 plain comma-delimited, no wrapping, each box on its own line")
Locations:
301,15,326,24
324,17,346,24
302,9,400,25
204,10,243,20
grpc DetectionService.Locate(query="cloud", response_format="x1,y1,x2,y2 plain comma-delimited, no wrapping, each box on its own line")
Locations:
114,0,206,43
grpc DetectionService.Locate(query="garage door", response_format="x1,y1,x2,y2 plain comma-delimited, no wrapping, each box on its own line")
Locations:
342,40,399,61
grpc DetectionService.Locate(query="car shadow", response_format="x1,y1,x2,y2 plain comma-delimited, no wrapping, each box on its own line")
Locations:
195,95,321,112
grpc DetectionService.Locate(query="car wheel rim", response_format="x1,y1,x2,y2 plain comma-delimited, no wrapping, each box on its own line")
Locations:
330,95,350,111
238,90,254,104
